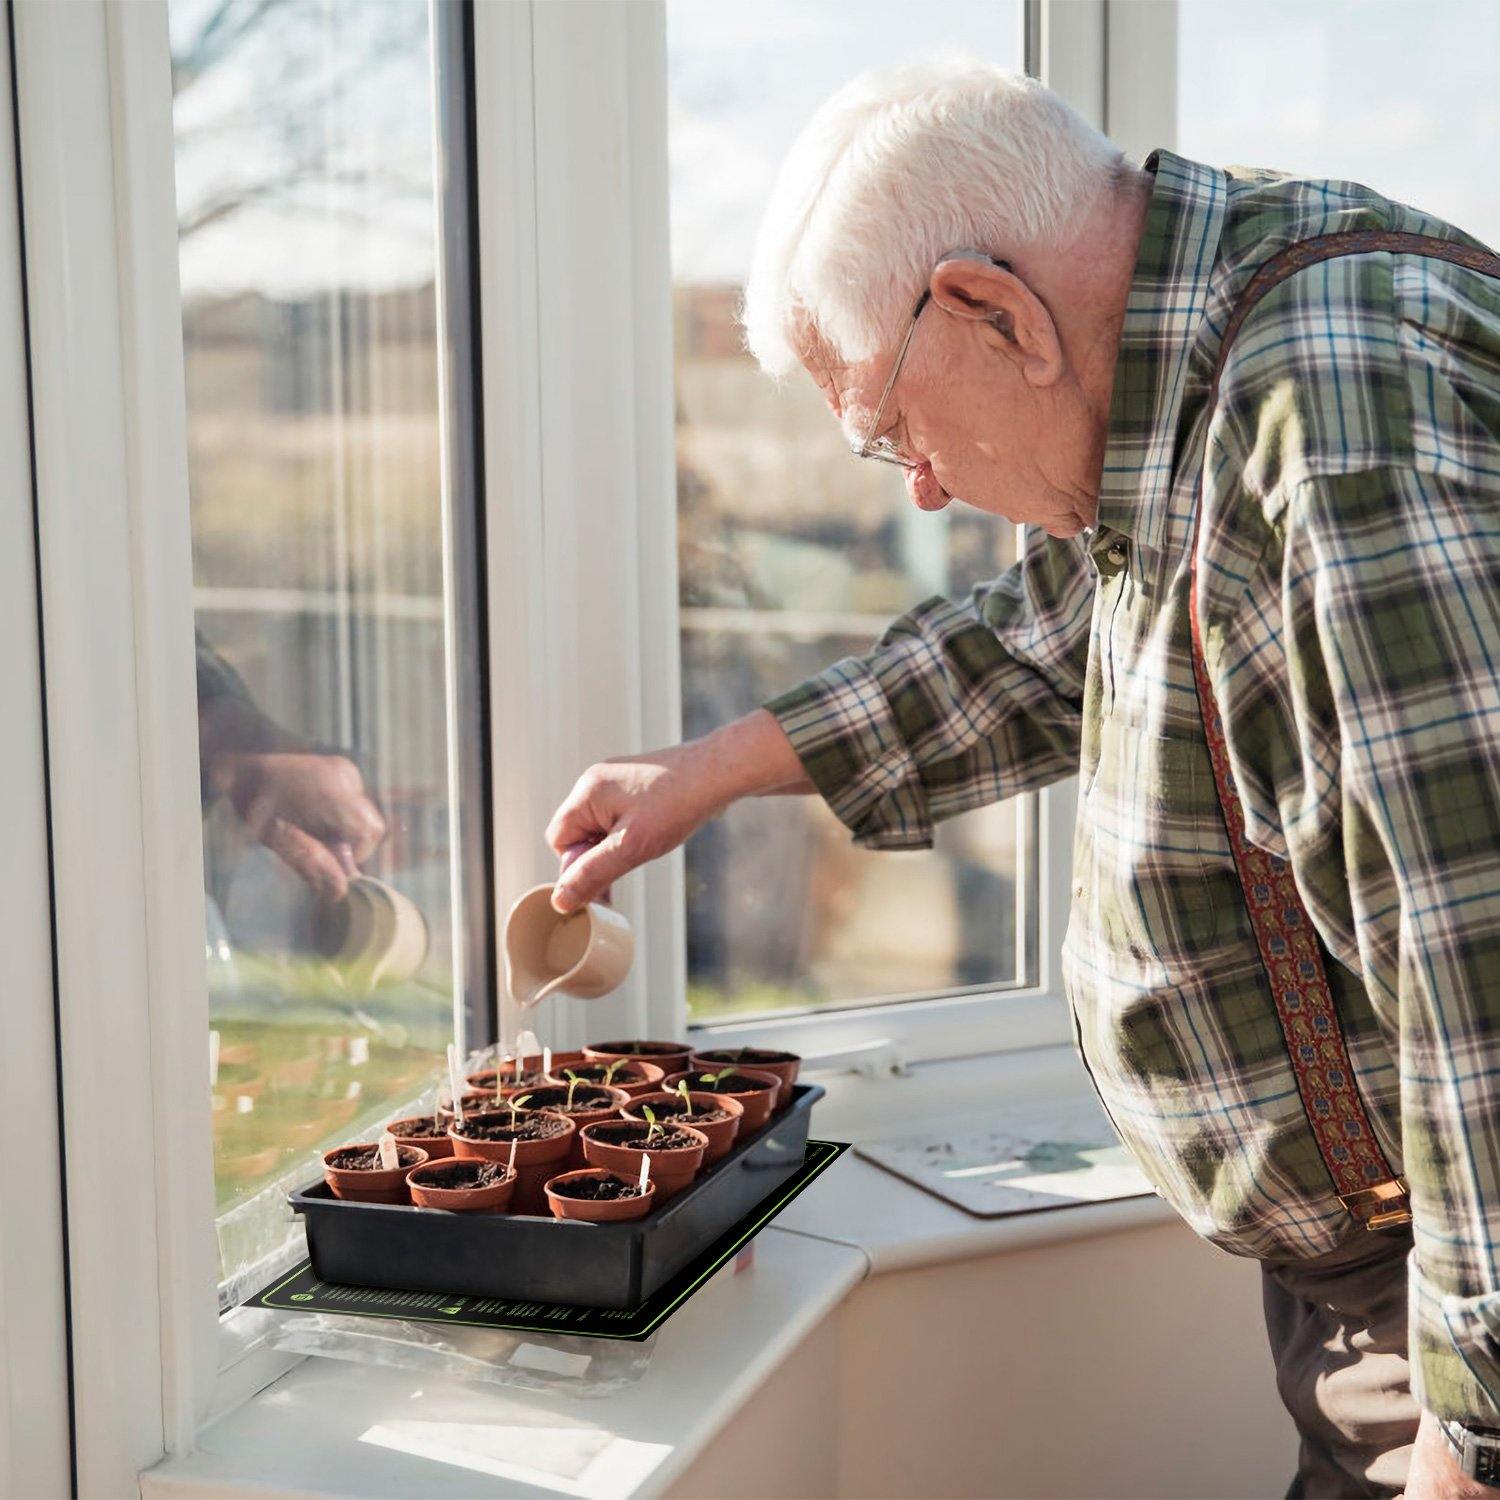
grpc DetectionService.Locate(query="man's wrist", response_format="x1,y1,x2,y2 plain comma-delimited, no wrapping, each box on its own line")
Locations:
695,709,811,805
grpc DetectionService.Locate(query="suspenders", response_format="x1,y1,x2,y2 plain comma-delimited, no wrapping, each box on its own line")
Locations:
1188,230,1500,1231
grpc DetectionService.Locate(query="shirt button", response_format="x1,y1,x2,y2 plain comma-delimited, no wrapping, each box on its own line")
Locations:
1105,540,1128,569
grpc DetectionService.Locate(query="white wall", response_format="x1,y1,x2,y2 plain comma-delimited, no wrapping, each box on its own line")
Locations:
669,1220,1292,1499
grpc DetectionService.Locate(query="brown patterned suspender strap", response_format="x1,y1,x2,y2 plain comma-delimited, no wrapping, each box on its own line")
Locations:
1188,229,1500,1231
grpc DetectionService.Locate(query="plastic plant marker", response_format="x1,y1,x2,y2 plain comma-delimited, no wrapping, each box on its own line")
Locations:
507,1137,518,1175
638,1152,650,1192
516,1029,541,1065
543,1046,552,1077
447,1043,465,1126
378,1131,400,1171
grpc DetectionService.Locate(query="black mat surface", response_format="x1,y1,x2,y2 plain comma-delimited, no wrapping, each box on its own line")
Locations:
251,1139,848,1341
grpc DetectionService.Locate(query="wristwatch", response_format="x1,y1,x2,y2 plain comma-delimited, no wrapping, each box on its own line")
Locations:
1441,1420,1500,1487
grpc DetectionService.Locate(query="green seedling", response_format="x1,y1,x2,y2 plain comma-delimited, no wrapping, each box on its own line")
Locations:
641,1104,665,1147
603,1058,629,1086
675,1079,695,1116
563,1069,583,1110
701,1066,739,1091
506,1092,533,1128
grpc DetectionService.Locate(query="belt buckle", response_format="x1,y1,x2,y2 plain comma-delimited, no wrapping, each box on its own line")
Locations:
1338,1179,1412,1231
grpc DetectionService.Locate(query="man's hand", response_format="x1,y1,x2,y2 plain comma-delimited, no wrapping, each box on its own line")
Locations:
213,750,387,901
545,710,811,914
1403,1411,1493,1500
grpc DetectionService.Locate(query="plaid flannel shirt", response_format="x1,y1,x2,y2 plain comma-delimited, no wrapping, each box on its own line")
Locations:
767,150,1500,1423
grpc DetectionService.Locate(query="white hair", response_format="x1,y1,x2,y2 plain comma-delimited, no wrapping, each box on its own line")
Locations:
742,59,1125,379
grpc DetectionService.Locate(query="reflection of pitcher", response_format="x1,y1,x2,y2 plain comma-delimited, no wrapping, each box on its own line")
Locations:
313,876,429,994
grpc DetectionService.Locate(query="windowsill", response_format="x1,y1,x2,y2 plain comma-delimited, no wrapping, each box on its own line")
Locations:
144,1046,1161,1500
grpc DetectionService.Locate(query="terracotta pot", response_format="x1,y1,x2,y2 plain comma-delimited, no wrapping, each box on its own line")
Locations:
546,1059,664,1100
408,1158,517,1213
664,1068,780,1133
449,1110,576,1215
467,1049,583,1094
579,1120,707,1202
385,1115,456,1159
584,1039,694,1078
544,1167,657,1223
321,1142,428,1204
691,1048,801,1109
502,1083,629,1168
623,1090,743,1164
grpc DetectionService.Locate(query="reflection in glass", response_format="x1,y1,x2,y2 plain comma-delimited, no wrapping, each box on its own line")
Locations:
668,1,1030,1022
170,0,477,1293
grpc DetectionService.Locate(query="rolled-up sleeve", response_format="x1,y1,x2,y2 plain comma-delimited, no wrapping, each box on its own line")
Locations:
1295,466,1500,1424
765,528,1094,850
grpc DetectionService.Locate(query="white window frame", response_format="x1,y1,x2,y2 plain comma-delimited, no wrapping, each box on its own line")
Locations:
0,15,71,1496
9,0,1177,1481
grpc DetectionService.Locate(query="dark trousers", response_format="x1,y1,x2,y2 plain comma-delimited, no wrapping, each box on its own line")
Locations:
1261,1228,1421,1497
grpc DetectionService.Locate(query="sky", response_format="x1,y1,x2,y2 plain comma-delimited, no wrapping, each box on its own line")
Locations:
167,0,1499,300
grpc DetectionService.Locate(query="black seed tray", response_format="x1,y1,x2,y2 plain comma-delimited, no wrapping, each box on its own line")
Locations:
289,1083,824,1310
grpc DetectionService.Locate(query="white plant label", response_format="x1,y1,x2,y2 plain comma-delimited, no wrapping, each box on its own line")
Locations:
638,1153,650,1192
515,1029,541,1075
542,1045,552,1078
377,1131,400,1171
507,1137,518,1175
446,1043,465,1126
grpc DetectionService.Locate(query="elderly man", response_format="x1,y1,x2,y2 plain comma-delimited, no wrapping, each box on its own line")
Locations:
546,62,1500,1498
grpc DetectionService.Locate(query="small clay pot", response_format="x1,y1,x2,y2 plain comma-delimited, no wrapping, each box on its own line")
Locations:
449,1109,576,1215
691,1047,801,1109
664,1068,781,1132
579,1119,708,1202
584,1039,694,1078
322,1142,428,1204
546,1059,665,1100
408,1157,517,1213
503,1083,629,1169
623,1090,743,1164
545,1167,657,1223
385,1115,456,1159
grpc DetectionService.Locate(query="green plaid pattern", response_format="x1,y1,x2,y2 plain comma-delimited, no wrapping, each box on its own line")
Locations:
766,151,1500,1422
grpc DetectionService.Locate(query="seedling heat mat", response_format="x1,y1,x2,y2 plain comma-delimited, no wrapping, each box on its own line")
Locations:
250,1139,848,1341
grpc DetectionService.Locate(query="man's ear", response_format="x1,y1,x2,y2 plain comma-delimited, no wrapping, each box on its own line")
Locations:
928,254,1064,388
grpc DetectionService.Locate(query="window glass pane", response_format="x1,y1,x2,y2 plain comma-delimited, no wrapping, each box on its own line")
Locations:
668,1,1030,1024
170,0,482,1296
1178,0,1500,248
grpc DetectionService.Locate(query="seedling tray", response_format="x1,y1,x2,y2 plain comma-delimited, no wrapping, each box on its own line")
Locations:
290,1083,825,1310
257,1139,848,1340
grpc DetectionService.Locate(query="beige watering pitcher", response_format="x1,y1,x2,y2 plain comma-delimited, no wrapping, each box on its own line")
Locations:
502,885,634,1008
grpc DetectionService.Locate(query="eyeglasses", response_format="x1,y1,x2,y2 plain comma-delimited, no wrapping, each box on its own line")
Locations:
850,256,1011,470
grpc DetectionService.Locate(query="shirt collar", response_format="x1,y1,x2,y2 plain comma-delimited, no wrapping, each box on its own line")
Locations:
1095,150,1227,550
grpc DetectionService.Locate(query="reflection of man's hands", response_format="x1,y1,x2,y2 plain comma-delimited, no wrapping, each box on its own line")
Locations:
215,751,386,900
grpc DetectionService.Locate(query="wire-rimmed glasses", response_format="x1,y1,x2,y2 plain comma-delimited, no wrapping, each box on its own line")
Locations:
849,255,1011,469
